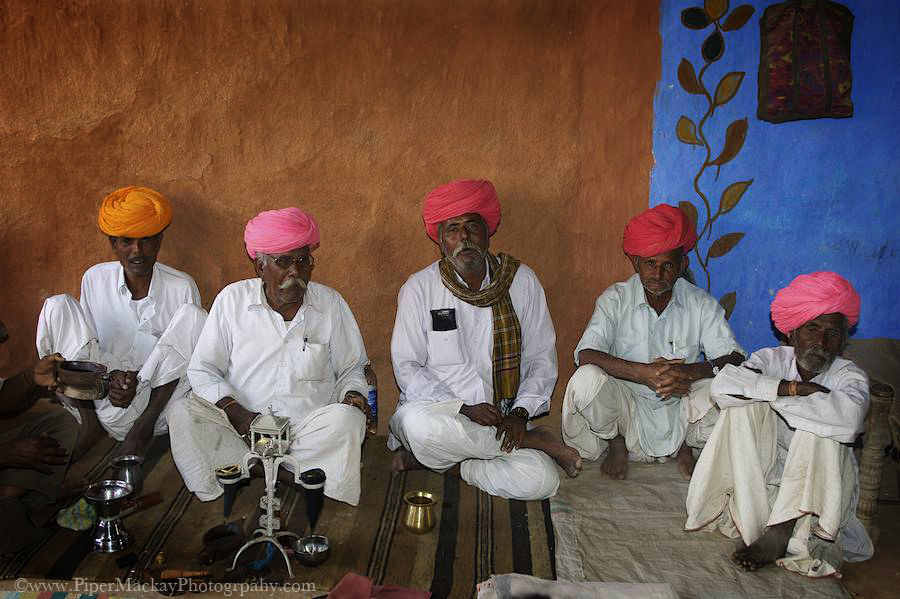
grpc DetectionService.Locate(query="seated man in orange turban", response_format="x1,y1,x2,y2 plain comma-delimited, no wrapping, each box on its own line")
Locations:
36,187,206,459
389,179,581,501
562,204,745,481
686,271,872,576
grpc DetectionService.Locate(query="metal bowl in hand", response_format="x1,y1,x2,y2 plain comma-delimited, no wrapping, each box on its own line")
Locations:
57,361,110,401
293,534,331,567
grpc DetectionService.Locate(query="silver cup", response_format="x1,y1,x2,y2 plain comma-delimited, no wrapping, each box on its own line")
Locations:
83,479,133,552
110,454,144,496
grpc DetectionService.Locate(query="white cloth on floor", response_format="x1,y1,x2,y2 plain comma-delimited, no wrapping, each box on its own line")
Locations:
571,274,743,457
561,363,717,461
390,400,559,500
685,346,872,577
36,288,205,440
175,278,369,505
167,395,365,505
390,259,557,420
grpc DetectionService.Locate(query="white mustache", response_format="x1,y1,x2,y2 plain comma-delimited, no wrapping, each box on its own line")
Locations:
452,241,483,258
278,277,308,291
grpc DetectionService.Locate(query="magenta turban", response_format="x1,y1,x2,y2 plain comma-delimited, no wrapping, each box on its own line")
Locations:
623,204,698,257
771,271,861,334
422,179,501,242
244,207,320,259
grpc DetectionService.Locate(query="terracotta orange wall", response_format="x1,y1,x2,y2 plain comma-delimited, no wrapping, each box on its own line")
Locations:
0,0,659,431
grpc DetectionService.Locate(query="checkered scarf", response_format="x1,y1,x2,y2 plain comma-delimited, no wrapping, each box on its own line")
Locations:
439,252,522,407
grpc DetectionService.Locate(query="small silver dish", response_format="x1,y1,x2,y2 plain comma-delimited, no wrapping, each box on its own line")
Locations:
293,534,331,567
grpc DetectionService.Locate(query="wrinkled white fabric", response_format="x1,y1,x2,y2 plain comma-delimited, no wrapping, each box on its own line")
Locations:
685,347,873,577
391,260,557,420
561,364,717,462
36,287,205,440
168,395,365,505
187,279,368,414
176,278,369,505
572,274,743,457
390,399,559,500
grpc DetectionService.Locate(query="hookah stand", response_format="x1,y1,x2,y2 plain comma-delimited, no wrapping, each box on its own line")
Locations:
225,452,305,578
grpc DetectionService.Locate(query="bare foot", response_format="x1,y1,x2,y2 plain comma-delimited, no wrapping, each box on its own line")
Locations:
523,426,582,477
675,443,696,481
390,449,424,474
600,435,629,480
730,519,795,571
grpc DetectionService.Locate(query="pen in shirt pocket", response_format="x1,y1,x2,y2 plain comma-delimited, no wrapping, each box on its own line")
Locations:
303,336,308,351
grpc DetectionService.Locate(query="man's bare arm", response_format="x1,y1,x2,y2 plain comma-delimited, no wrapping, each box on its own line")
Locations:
577,349,654,386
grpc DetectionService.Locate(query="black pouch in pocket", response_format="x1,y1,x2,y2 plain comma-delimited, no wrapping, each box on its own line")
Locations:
430,308,457,331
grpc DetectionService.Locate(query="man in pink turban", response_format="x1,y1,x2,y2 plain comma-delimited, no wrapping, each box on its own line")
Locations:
562,203,745,482
168,208,372,507
686,271,872,576
36,186,206,462
390,179,581,501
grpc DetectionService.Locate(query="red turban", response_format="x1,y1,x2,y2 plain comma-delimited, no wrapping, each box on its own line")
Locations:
244,207,320,258
98,186,172,237
623,204,698,257
421,179,501,243
771,271,860,334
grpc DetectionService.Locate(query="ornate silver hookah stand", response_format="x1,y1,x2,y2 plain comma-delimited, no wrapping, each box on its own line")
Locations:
217,408,325,578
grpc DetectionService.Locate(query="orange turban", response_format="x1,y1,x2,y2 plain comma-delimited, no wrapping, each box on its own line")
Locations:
421,179,501,243
98,186,172,237
770,271,861,334
623,204,698,257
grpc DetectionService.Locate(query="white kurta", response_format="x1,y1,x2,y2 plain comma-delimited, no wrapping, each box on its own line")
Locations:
171,278,369,505
685,346,873,576
35,262,205,440
567,274,744,457
389,259,560,500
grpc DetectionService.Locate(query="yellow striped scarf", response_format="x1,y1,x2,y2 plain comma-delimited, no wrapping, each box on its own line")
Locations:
439,252,522,407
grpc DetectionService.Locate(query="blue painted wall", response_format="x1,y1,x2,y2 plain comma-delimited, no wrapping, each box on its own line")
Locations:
650,0,900,351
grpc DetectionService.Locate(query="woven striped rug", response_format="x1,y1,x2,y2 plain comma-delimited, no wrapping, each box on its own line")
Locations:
0,435,555,599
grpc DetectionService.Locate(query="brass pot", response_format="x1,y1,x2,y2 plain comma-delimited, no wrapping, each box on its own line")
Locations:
402,490,436,534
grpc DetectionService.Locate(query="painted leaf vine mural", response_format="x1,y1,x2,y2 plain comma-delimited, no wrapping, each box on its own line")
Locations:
676,0,754,320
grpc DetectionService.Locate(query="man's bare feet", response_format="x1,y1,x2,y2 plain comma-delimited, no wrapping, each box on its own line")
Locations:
730,519,796,571
601,435,629,480
390,449,425,474
523,426,582,477
675,442,696,481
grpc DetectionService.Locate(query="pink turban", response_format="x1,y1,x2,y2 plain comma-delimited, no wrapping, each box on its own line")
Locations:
771,271,860,334
421,179,501,243
244,207,320,259
623,204,698,257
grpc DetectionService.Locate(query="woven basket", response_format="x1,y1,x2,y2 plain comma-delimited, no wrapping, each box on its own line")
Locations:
857,381,894,543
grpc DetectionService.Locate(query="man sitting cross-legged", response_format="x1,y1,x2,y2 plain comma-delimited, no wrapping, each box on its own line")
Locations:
168,207,371,506
562,204,745,480
685,271,873,577
390,179,581,501
37,186,206,458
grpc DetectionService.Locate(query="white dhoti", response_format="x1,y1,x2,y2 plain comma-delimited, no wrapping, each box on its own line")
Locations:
36,294,207,441
561,364,716,462
685,401,872,577
389,400,560,501
167,396,366,506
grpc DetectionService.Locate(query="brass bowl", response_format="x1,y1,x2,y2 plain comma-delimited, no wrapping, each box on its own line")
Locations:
402,490,437,534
